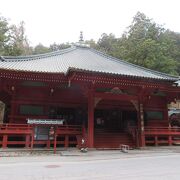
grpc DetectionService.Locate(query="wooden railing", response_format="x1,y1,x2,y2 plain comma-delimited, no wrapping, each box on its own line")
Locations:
0,123,34,148
145,127,180,134
0,124,83,151
127,126,180,147
144,127,180,146
53,125,82,153
55,125,82,135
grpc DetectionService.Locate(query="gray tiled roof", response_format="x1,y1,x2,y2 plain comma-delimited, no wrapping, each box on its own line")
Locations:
176,80,180,86
0,45,178,81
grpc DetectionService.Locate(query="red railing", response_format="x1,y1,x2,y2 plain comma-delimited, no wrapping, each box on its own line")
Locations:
144,127,180,146
53,125,82,153
127,126,180,147
0,124,83,151
55,125,82,135
144,127,180,135
0,123,34,148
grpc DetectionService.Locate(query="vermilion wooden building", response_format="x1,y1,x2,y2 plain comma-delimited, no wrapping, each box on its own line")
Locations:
0,43,179,150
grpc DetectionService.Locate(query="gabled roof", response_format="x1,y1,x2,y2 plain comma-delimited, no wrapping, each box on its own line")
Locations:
0,45,178,81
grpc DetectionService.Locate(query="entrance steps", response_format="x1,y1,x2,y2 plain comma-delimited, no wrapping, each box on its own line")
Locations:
94,130,135,149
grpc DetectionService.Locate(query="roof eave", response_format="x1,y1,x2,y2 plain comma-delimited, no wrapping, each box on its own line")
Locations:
66,67,178,82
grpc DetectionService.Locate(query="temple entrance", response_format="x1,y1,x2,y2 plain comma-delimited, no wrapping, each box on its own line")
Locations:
94,109,137,132
95,109,122,132
94,108,137,148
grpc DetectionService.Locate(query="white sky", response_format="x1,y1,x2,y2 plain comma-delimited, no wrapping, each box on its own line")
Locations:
1,0,180,46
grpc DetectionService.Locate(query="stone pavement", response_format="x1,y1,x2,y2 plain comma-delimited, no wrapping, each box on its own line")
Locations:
0,147,180,180
0,146,180,159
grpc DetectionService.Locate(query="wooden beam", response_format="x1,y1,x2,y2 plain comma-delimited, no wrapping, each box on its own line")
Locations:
94,92,138,101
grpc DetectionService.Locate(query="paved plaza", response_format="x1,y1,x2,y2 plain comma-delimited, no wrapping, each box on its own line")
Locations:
0,147,180,180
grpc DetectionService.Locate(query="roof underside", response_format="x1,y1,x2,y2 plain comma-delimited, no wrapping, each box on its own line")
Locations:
0,46,179,81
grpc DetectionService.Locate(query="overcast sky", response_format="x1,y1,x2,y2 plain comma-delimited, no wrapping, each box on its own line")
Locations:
1,0,180,46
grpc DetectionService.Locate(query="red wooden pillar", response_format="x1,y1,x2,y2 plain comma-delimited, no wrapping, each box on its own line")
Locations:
65,135,69,148
155,136,158,146
25,135,30,148
164,98,169,126
88,89,94,148
31,133,34,149
47,140,50,149
137,102,145,147
9,86,17,123
168,136,172,146
2,135,8,148
54,134,57,154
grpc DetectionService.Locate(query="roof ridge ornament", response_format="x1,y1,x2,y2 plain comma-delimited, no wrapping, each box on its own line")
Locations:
79,31,84,42
73,31,90,48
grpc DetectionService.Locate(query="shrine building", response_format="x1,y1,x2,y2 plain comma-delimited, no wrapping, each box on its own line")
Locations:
0,41,179,151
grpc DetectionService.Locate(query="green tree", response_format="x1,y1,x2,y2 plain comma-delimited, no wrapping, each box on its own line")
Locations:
49,43,71,51
96,12,179,75
0,16,11,55
163,30,180,74
85,39,97,49
4,21,32,56
97,33,119,55
33,43,50,54
108,12,178,75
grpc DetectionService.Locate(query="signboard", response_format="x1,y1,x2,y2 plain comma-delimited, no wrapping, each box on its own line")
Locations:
27,119,64,141
27,118,64,125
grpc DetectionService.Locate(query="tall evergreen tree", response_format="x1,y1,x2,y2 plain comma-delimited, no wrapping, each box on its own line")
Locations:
7,21,32,56
0,16,11,55
97,12,179,75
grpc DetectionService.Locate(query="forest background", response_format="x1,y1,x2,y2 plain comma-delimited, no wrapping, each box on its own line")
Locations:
0,12,179,76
